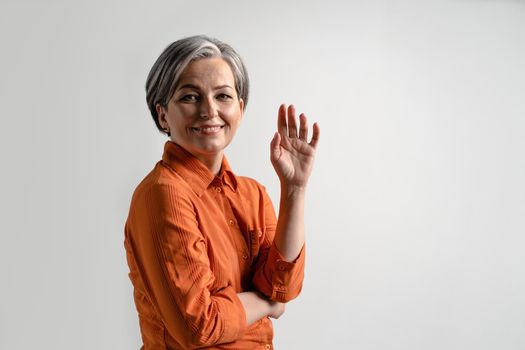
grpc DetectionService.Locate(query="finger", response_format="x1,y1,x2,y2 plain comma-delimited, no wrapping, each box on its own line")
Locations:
298,113,308,141
277,104,287,137
287,104,298,138
270,131,281,163
309,122,320,148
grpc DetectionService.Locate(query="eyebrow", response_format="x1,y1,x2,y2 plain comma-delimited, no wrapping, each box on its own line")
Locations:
176,83,234,91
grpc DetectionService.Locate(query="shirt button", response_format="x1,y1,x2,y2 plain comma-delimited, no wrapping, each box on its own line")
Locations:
258,230,263,237
228,219,235,226
278,265,285,271
265,345,271,350
242,252,248,260
215,187,222,193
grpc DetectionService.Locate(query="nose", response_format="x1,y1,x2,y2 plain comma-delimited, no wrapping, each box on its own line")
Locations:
199,96,218,119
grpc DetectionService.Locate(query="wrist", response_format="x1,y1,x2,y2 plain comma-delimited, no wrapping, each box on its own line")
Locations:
280,183,307,198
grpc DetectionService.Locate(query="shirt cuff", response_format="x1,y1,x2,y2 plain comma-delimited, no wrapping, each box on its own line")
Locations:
259,241,306,302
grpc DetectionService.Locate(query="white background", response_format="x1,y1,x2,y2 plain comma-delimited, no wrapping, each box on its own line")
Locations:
1,0,524,349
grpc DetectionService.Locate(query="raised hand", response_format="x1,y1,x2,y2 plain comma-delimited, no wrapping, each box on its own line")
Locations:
270,104,320,188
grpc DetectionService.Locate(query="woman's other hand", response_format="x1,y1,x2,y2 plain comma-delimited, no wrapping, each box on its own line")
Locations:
237,291,286,325
270,104,320,189
268,301,286,319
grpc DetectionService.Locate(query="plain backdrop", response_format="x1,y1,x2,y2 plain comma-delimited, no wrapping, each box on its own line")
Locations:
1,0,524,349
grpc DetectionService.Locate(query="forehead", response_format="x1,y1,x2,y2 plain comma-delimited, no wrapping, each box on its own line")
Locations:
177,57,235,87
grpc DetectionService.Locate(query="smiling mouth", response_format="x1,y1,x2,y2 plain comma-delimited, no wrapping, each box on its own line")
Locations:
191,125,225,135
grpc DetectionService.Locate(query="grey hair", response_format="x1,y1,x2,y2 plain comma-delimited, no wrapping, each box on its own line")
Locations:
145,35,249,135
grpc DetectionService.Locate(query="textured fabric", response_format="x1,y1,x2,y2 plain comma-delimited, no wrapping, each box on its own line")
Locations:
124,141,305,349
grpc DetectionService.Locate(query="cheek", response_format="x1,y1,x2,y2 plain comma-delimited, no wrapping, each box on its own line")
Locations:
168,107,195,124
178,106,196,117
222,105,242,123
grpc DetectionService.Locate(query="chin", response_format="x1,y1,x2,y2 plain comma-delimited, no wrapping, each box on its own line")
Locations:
194,142,227,154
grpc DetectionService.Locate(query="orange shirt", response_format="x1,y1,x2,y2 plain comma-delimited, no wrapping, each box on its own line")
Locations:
124,141,305,349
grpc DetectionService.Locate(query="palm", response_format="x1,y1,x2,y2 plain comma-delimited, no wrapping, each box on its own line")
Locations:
271,105,320,187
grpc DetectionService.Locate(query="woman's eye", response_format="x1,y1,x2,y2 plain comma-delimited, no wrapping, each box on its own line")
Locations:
180,94,198,102
217,93,232,101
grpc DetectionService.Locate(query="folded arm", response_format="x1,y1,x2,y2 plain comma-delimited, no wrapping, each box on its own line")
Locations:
129,184,247,348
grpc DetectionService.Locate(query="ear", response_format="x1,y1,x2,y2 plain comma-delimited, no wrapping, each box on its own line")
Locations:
239,98,245,120
156,103,168,129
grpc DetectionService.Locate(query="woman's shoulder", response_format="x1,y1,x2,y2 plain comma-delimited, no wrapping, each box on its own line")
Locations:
131,161,192,200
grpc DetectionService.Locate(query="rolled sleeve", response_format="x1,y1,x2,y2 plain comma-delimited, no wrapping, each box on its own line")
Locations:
251,187,306,302
259,241,306,302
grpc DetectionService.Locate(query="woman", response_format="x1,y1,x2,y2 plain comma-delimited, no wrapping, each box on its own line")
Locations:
124,35,320,349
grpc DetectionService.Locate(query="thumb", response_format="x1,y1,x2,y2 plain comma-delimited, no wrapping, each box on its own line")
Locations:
270,132,281,163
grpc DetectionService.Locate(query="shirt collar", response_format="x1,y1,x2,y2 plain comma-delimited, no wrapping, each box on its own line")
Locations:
161,141,237,196
220,158,238,193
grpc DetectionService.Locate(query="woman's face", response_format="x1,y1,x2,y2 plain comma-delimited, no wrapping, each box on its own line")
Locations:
157,57,244,164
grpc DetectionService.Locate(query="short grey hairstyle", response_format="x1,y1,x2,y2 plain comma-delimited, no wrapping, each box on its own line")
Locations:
145,35,250,136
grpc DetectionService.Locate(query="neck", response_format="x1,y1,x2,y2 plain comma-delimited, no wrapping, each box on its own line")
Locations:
168,140,224,175
195,152,223,176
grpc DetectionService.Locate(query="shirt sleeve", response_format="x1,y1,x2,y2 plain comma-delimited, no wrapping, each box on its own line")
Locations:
128,183,247,347
251,186,306,303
